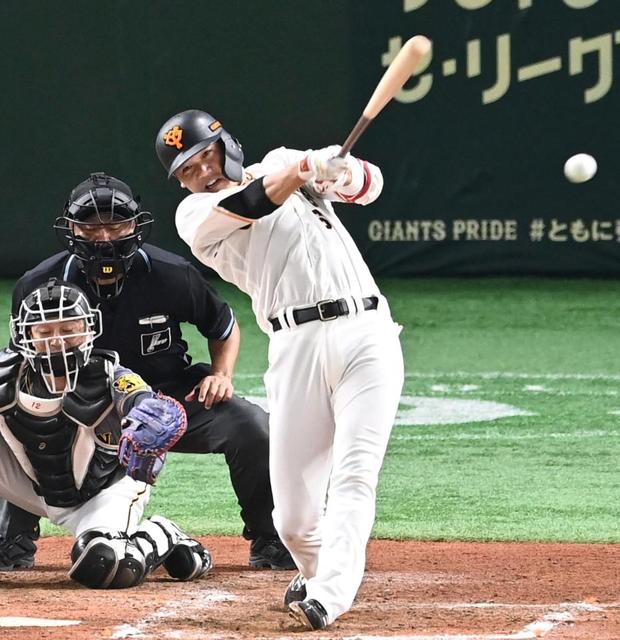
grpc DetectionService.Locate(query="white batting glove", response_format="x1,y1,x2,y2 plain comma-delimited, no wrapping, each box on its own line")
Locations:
298,145,348,182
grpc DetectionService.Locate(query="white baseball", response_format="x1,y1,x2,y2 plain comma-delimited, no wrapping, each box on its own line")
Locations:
563,153,597,183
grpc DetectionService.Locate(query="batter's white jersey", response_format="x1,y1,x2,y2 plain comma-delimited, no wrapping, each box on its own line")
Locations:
176,146,403,624
176,147,384,333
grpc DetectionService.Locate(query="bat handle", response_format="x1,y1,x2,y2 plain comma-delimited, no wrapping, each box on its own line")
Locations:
338,115,372,157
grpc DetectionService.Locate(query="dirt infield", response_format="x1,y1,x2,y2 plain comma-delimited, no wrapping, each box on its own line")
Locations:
0,537,618,639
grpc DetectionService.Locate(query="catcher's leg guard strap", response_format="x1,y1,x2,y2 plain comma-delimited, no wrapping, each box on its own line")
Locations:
134,515,212,581
130,516,179,573
69,530,146,589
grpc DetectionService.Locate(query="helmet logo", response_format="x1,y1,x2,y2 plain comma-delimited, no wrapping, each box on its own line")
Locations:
163,126,184,150
102,266,113,274
209,120,222,131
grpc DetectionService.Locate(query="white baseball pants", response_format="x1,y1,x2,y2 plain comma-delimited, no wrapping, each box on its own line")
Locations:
265,307,404,623
0,435,150,537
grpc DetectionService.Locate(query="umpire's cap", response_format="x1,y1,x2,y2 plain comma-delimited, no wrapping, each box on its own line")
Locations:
155,109,244,182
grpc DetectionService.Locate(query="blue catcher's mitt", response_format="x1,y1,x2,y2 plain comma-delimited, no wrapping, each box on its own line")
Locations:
118,393,187,485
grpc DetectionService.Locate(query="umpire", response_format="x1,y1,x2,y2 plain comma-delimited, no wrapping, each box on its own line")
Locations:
0,172,294,570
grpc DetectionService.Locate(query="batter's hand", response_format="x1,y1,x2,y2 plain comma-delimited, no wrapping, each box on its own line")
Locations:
299,145,348,182
185,373,234,409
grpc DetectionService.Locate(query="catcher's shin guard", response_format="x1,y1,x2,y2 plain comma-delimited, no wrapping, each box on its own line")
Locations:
134,515,212,581
69,530,147,588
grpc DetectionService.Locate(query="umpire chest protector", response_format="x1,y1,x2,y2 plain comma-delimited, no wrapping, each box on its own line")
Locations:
0,349,124,508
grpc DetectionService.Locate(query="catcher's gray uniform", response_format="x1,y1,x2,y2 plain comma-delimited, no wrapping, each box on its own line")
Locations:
0,347,210,587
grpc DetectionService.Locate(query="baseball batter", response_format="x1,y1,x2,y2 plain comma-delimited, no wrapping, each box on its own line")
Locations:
0,279,212,588
156,110,404,629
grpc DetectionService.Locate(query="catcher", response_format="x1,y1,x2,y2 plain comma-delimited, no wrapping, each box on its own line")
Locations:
0,172,293,572
0,278,212,588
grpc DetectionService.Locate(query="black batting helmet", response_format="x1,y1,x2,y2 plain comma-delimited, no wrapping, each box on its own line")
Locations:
155,109,244,182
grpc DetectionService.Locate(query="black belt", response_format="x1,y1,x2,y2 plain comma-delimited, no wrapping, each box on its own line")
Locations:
269,296,378,332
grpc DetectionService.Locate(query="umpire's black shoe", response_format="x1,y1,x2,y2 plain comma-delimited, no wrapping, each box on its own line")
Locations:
0,528,39,571
249,536,296,570
283,571,307,606
288,599,329,630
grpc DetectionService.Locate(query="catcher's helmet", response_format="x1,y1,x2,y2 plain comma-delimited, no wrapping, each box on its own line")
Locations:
155,109,244,182
10,279,102,394
54,172,153,299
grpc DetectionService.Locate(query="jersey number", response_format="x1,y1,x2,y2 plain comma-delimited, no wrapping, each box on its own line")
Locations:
300,187,333,230
312,208,332,229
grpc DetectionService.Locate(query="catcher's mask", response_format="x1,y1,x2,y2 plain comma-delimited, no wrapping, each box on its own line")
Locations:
10,279,102,395
155,109,244,182
54,172,153,299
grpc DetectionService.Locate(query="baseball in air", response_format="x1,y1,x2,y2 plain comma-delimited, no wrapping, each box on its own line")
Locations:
563,153,597,183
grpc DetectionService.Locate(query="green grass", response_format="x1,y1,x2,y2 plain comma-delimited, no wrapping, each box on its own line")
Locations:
2,278,619,542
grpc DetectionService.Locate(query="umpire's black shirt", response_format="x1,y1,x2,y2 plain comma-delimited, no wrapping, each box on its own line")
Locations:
12,245,235,388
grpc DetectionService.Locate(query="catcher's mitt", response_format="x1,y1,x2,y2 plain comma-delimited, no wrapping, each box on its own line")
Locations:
118,393,187,485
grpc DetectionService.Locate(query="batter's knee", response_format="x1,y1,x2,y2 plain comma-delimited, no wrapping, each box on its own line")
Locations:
69,529,146,589
273,512,320,550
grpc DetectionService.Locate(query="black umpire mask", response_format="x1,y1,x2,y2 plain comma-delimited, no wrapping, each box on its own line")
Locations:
54,172,153,300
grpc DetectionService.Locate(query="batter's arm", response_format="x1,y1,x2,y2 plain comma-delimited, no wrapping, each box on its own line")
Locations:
263,163,306,205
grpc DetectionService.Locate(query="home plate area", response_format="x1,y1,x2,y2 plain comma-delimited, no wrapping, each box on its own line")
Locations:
0,537,617,639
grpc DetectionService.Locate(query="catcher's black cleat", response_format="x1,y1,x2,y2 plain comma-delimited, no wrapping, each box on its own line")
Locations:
249,536,295,570
288,599,329,630
283,571,307,606
0,528,39,571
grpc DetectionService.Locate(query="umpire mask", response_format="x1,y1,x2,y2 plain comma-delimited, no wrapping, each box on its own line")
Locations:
10,280,103,395
54,172,153,299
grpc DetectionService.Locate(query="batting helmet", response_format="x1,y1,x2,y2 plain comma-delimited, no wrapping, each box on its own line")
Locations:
54,172,153,299
155,109,244,182
10,279,102,394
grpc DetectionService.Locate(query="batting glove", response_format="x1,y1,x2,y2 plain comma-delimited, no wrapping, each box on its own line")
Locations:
298,145,348,182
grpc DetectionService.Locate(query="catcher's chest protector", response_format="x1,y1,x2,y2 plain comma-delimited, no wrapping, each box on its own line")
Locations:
0,351,124,508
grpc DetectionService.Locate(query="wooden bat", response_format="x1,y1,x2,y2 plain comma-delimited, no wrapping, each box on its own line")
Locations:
338,35,432,158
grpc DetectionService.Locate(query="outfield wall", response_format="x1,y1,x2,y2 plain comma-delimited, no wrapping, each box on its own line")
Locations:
1,1,619,277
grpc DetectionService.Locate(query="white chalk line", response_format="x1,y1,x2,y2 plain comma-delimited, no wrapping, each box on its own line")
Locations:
392,429,619,442
403,371,620,382
0,616,81,627
236,371,620,382
111,589,237,639
360,601,600,611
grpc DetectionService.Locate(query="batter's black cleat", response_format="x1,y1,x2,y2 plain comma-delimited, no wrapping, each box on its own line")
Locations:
249,536,296,570
283,571,307,606
0,528,39,571
288,598,329,630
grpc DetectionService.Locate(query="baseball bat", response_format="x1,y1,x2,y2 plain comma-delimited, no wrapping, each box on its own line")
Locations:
338,35,432,158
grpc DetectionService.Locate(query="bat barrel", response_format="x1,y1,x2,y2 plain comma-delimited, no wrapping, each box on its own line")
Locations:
338,35,431,157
